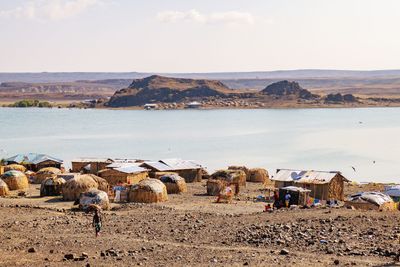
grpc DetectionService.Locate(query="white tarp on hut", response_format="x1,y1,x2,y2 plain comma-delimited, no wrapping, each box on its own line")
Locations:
348,191,393,206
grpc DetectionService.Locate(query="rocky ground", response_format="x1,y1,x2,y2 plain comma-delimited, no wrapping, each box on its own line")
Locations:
0,182,399,266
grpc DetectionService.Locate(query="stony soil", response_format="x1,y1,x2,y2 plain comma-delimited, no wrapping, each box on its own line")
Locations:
0,182,399,266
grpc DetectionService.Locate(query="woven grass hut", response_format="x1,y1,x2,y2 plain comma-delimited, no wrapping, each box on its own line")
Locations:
206,179,226,196
248,168,270,183
4,164,26,172
0,179,10,196
98,167,148,186
40,176,66,197
228,166,250,181
79,189,110,211
211,169,246,187
160,174,187,194
1,170,29,190
62,174,109,201
34,167,62,184
128,178,168,203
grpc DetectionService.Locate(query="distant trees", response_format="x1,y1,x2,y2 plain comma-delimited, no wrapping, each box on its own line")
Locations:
10,99,53,108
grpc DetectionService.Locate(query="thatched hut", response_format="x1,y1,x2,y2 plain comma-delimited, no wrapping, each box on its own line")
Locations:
62,174,109,201
160,174,187,194
0,179,10,196
228,166,250,181
4,164,26,172
248,168,269,183
1,170,29,190
206,179,226,196
40,176,66,197
141,159,203,183
345,192,396,211
128,178,168,203
98,166,148,186
71,158,113,174
34,167,62,184
211,170,246,187
79,189,110,211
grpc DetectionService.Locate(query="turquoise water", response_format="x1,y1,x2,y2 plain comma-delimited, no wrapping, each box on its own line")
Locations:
0,107,399,183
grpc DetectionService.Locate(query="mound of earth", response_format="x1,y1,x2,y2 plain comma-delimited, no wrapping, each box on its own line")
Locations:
261,80,318,100
325,93,358,103
107,75,231,107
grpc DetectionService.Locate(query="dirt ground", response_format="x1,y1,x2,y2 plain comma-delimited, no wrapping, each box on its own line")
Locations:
0,182,399,267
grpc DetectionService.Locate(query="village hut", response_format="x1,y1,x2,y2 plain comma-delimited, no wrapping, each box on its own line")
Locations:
248,168,270,183
279,186,311,207
62,174,108,201
160,174,187,194
0,179,10,196
384,185,400,202
89,174,109,192
206,179,226,196
211,170,246,187
272,169,349,201
345,192,396,211
140,159,203,183
40,176,66,197
34,167,62,184
1,170,29,190
3,153,63,171
79,189,110,211
98,165,148,186
4,164,26,172
71,158,114,174
128,178,168,203
228,166,250,181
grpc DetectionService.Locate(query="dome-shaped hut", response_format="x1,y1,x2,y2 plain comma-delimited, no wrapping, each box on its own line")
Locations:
206,179,226,196
160,174,187,194
128,178,168,203
62,174,109,201
248,168,269,183
79,189,110,211
34,167,62,184
1,170,29,190
228,166,250,181
0,179,10,196
4,164,26,173
211,170,246,187
89,174,109,192
40,176,66,197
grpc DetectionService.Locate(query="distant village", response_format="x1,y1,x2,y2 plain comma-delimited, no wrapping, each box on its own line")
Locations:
0,152,398,212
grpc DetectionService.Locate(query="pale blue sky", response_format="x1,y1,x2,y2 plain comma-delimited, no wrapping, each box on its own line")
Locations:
0,0,399,72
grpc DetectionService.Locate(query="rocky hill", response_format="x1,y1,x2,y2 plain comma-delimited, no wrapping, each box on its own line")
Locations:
106,75,232,107
261,80,318,100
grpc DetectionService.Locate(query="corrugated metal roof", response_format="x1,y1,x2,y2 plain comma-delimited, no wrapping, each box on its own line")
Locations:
140,161,173,171
106,162,140,169
272,169,343,184
115,166,148,174
160,158,202,170
71,158,113,163
5,153,63,165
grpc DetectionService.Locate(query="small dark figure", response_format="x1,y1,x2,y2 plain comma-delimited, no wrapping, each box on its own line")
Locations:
92,210,102,237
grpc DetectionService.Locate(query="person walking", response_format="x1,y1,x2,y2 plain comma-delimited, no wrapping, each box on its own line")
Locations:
92,210,102,237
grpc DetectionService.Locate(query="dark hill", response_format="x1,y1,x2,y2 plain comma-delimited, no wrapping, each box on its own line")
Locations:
107,75,231,107
261,80,318,100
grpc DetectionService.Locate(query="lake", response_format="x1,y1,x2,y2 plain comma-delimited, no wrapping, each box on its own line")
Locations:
0,107,399,183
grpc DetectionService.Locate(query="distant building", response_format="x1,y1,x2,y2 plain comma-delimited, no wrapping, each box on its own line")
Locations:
272,169,349,201
140,158,203,183
186,101,202,109
144,104,158,110
71,158,114,174
4,153,63,171
98,164,149,186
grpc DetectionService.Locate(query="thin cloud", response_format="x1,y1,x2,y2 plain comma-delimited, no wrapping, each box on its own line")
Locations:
157,9,256,25
0,0,100,21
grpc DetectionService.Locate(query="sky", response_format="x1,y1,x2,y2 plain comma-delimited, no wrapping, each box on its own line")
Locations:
0,0,400,72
